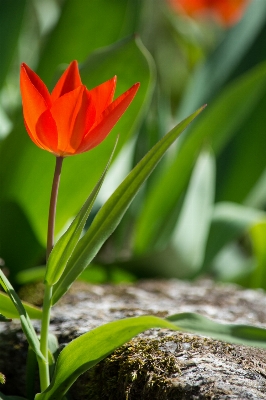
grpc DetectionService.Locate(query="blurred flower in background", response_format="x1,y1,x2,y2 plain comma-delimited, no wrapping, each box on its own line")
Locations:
167,0,251,26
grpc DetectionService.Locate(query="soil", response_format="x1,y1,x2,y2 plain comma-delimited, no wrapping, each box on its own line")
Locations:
1,279,266,399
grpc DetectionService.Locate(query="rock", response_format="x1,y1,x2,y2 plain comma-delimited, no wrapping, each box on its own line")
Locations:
1,279,266,399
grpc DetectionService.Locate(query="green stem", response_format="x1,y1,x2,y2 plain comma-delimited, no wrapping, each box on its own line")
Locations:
39,284,53,391
46,156,64,261
39,156,63,391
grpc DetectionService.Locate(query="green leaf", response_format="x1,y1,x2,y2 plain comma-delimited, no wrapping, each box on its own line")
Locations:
0,393,27,400
35,315,179,400
0,200,44,283
171,149,215,274
167,312,266,348
37,0,136,84
249,220,266,289
26,346,38,400
45,138,118,286
35,310,266,399
0,291,42,319
0,270,44,361
51,106,205,305
178,0,266,117
0,373,5,385
0,0,26,90
202,203,265,272
134,61,266,254
0,313,11,322
16,267,46,285
216,92,266,203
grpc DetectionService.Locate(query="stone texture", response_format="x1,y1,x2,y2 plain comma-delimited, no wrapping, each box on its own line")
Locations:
1,279,266,398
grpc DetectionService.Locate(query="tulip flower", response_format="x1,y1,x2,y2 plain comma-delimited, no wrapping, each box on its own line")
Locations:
167,0,250,26
20,61,140,157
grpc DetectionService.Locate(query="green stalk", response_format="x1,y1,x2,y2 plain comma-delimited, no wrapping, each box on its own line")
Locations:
39,156,63,391
46,157,64,261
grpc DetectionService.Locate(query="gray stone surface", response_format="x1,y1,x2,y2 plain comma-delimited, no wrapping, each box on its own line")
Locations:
1,279,266,398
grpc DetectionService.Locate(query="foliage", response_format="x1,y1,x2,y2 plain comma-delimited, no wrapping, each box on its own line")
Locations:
1,0,266,287
1,0,266,398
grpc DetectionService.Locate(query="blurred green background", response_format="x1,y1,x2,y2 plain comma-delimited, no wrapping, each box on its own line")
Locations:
1,0,266,290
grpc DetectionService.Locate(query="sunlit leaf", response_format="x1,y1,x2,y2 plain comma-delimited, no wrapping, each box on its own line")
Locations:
51,106,205,304
35,311,266,399
16,266,46,285
45,138,118,286
172,149,215,274
203,203,265,272
249,220,266,289
0,270,44,361
0,291,42,319
35,316,178,400
167,312,266,348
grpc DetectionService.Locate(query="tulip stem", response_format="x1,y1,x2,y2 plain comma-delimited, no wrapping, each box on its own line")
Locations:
39,156,63,391
39,284,53,391
46,156,64,261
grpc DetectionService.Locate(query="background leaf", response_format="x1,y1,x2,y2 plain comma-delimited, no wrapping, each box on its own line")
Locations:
168,312,266,348
0,0,26,90
133,61,266,254
36,0,139,83
0,291,42,319
171,149,215,275
249,220,266,290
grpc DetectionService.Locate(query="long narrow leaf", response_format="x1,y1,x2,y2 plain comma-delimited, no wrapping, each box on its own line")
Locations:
35,310,266,400
52,106,205,304
45,138,118,286
0,270,44,361
35,316,179,400
172,149,215,274
249,220,266,289
0,291,42,319
0,393,27,400
202,202,265,272
0,0,26,90
167,313,266,348
134,62,266,254
0,313,11,322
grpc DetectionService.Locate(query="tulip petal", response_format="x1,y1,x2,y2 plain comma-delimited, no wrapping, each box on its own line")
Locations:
50,85,96,155
69,89,96,152
89,77,117,118
76,83,140,154
35,110,59,155
21,63,51,107
20,64,51,143
51,61,82,102
23,119,49,151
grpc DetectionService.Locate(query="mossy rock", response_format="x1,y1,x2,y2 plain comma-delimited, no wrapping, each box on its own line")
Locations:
2,279,266,399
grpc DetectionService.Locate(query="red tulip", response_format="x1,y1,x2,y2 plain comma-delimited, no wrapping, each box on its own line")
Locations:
167,0,250,26
20,61,140,157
